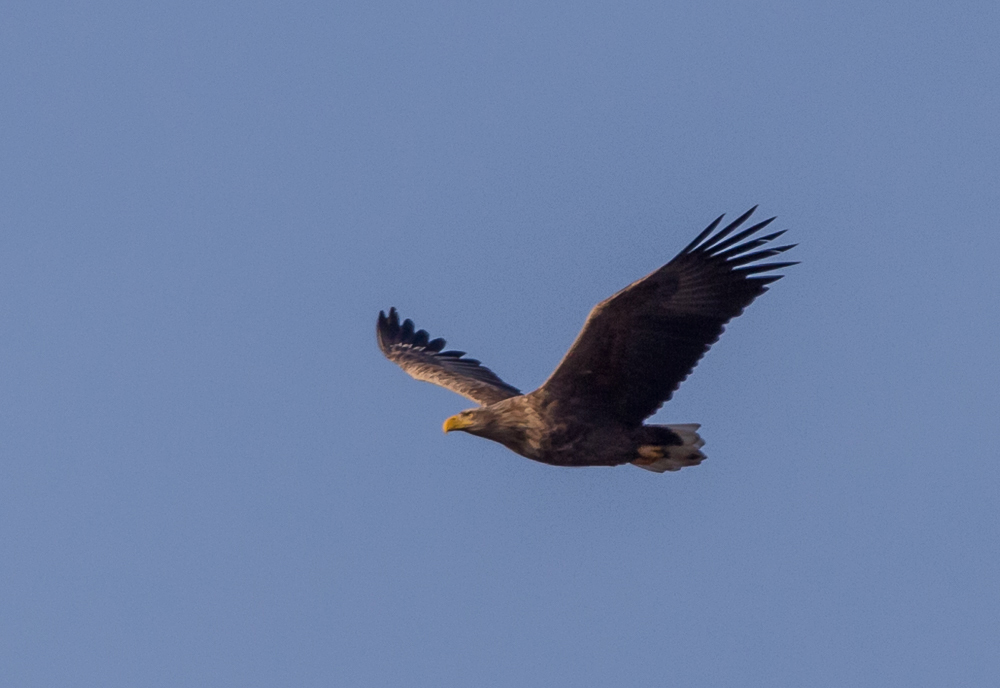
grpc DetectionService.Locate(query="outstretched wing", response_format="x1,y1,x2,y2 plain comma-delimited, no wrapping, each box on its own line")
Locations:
377,307,522,406
541,207,796,425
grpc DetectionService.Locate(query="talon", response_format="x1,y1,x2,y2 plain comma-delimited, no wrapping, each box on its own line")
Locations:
637,445,666,460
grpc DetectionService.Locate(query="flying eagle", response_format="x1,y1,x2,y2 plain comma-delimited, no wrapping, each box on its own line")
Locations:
377,207,795,472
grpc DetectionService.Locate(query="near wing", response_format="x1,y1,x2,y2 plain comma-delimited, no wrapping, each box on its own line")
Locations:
377,307,522,406
541,207,797,425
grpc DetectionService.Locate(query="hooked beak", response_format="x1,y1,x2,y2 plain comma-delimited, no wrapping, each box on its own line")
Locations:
443,415,473,433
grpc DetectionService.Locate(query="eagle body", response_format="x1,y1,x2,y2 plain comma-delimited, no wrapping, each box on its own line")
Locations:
448,391,694,469
377,207,795,473
448,391,628,467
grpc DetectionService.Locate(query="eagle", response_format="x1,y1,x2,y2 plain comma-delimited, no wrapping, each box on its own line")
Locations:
377,207,796,472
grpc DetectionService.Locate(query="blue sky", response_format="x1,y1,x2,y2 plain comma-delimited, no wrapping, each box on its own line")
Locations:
2,1,998,686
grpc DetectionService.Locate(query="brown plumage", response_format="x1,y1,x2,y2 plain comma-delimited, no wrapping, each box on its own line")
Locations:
377,207,796,472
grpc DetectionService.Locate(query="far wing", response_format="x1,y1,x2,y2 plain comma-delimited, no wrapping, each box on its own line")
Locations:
377,307,522,406
540,207,796,425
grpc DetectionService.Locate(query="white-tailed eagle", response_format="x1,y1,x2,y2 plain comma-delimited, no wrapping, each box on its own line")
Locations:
377,207,795,472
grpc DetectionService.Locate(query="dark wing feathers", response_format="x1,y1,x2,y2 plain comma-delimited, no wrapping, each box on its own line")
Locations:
377,307,521,406
541,207,796,425
678,213,724,254
695,205,759,252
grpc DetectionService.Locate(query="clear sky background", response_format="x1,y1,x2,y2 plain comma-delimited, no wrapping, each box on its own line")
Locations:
2,1,998,686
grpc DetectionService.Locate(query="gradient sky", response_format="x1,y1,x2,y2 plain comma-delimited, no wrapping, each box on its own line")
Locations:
2,1,999,686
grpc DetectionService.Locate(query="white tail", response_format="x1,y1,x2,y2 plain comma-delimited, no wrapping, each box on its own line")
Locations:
632,423,706,473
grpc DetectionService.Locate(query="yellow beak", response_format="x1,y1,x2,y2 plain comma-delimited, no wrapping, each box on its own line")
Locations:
443,415,472,433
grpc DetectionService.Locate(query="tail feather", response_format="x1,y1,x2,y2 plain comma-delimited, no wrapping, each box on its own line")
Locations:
632,423,706,473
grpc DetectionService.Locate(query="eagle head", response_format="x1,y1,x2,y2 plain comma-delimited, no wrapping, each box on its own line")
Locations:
443,409,489,434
